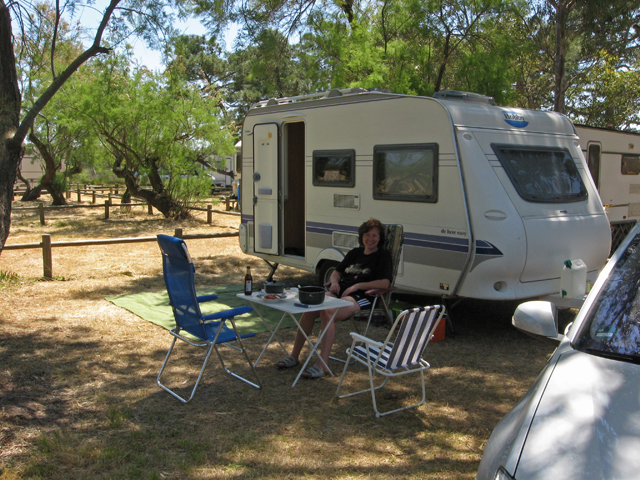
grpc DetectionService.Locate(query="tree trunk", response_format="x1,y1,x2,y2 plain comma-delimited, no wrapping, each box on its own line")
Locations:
113,164,190,219
21,185,44,201
0,2,22,254
553,0,573,113
27,131,67,205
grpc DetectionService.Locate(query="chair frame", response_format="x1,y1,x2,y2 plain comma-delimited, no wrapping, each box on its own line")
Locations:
335,305,445,417
156,234,261,403
328,224,404,367
351,224,405,336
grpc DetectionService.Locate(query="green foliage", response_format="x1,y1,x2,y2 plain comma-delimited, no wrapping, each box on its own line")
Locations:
49,172,68,193
0,270,21,288
60,53,234,212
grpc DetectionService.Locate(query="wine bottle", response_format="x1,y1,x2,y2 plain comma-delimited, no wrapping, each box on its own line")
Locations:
244,266,253,295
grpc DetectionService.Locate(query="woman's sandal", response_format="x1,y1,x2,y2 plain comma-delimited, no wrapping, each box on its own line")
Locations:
301,365,329,379
276,355,298,369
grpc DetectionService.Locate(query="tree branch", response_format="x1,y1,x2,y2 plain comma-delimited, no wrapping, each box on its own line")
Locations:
8,0,121,151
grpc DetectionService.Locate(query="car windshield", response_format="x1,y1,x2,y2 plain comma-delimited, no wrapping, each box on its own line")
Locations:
573,234,640,358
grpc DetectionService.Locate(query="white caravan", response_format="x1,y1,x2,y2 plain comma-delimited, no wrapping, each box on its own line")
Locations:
238,89,611,301
575,125,640,250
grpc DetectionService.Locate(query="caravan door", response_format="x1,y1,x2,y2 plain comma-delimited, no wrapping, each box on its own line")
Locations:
253,123,280,255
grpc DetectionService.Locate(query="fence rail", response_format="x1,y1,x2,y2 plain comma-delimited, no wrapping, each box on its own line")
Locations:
12,200,239,225
3,229,239,279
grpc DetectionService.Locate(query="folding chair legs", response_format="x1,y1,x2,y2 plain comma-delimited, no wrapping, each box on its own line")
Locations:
157,326,261,404
157,336,216,404
213,323,262,390
335,350,427,418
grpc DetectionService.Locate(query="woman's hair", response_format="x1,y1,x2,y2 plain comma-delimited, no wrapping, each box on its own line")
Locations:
358,218,386,247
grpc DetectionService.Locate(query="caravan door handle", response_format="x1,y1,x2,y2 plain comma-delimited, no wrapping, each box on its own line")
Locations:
253,196,258,205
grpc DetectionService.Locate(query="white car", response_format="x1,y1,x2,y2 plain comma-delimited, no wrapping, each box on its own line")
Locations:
476,223,640,480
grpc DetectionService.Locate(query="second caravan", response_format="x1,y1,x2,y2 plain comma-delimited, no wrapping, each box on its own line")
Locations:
238,89,611,301
576,125,640,251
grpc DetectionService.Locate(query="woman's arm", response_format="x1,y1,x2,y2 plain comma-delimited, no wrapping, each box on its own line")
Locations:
341,278,390,298
328,269,342,296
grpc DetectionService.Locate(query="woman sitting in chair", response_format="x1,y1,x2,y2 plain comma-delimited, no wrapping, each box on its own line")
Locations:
276,218,393,379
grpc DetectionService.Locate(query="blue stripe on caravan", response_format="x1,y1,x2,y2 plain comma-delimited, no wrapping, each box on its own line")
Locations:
241,215,254,224
404,232,470,254
306,221,359,236
475,240,503,256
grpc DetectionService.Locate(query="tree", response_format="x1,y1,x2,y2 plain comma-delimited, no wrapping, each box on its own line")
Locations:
1,0,174,253
545,0,640,114
15,2,85,204
67,54,234,218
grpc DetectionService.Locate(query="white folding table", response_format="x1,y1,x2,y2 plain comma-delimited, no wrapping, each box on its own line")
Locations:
237,292,352,386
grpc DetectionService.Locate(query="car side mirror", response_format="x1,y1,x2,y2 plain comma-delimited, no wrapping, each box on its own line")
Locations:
512,301,564,346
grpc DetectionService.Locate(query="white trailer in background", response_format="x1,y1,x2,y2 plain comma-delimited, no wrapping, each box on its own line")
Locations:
238,89,611,302
576,125,640,251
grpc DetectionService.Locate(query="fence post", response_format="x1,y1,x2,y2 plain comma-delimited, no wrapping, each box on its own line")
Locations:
92,190,97,204
207,204,213,224
147,203,153,215
104,200,110,220
65,188,70,199
77,187,81,202
42,234,52,279
38,203,45,225
174,228,183,238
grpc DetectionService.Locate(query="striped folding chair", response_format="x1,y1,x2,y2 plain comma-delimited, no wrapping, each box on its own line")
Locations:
335,305,445,417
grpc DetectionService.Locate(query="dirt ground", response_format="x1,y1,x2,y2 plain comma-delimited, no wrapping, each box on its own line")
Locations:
0,197,567,479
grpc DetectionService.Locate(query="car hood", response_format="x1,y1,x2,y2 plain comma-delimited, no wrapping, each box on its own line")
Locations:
515,348,640,480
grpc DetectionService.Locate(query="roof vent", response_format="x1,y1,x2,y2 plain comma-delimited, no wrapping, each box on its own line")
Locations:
434,90,495,105
266,98,279,106
326,88,343,98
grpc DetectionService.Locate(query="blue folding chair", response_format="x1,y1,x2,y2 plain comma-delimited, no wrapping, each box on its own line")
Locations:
336,305,445,417
156,234,261,403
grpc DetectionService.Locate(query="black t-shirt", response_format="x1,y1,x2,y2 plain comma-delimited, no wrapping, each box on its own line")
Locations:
335,247,393,294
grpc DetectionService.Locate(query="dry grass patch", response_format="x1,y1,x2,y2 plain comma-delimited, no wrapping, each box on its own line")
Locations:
0,196,567,479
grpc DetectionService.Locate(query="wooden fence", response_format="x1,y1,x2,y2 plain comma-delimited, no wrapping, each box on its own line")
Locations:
12,201,239,225
2,229,239,280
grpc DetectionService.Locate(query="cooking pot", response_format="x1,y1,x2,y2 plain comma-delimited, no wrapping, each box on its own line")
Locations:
298,286,325,305
263,281,285,294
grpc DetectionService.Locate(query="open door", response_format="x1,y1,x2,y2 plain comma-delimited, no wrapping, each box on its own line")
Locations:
283,122,306,257
587,142,601,190
253,124,280,255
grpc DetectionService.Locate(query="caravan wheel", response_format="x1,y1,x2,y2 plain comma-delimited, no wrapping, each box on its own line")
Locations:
318,260,340,287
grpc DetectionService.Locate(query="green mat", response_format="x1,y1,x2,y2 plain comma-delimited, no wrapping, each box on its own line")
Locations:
106,285,295,335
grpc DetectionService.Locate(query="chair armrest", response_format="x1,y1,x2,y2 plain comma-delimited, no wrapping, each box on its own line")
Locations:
197,294,219,303
364,286,396,297
349,332,383,348
202,306,253,321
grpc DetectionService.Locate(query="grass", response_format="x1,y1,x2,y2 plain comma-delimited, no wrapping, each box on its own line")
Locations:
0,195,567,479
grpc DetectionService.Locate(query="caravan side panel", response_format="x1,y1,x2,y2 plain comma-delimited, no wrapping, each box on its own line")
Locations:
301,96,471,297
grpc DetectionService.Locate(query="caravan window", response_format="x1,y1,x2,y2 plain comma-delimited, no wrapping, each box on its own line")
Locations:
621,155,640,175
313,150,355,187
492,144,588,203
373,144,438,202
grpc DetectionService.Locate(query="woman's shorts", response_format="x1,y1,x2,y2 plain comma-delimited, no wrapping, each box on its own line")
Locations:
346,291,374,310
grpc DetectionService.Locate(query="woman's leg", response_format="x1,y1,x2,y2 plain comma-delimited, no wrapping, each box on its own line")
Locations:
314,298,361,372
289,311,319,360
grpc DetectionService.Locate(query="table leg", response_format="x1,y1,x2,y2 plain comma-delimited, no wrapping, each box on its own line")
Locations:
251,303,290,367
291,309,339,387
